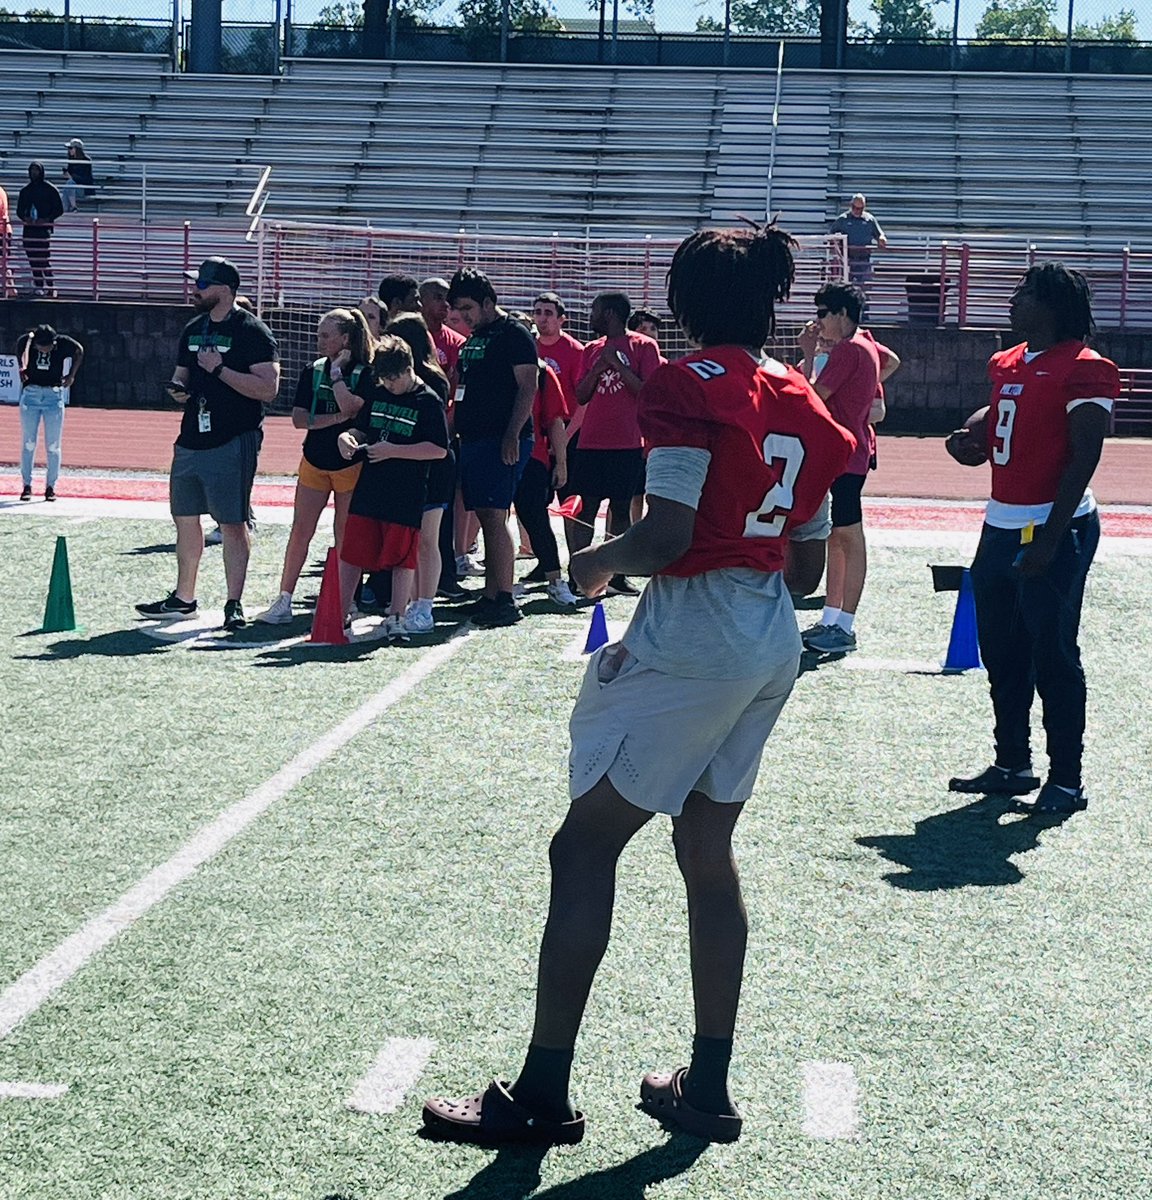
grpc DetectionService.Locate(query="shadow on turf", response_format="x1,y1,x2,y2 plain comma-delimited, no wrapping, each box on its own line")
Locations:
251,616,469,667
857,794,1075,891
119,542,177,556
435,1132,706,1200
14,628,169,659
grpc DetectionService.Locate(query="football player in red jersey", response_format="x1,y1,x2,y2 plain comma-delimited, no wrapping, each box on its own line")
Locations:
422,225,854,1147
946,263,1119,815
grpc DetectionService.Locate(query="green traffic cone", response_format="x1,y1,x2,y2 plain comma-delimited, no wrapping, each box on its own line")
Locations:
41,535,77,633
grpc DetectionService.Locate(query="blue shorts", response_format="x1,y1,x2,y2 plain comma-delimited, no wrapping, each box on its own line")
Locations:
459,436,533,512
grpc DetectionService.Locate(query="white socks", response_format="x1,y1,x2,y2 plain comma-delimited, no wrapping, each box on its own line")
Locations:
821,606,856,634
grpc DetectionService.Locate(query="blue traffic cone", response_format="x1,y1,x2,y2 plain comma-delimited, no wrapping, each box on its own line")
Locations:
942,568,981,672
583,600,609,654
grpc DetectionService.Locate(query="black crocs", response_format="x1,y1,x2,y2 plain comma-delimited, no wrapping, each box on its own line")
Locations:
948,765,1041,795
1030,782,1088,815
422,1079,585,1145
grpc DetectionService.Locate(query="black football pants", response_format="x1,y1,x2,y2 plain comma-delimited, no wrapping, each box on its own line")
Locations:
970,510,1100,789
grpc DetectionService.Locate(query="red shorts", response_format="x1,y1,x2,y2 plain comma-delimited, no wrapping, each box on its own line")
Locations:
341,514,420,571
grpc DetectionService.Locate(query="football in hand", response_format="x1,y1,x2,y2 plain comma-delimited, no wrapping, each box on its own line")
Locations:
947,407,989,466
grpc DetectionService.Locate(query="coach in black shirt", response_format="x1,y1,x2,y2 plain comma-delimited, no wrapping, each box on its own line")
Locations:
136,256,280,631
449,268,537,628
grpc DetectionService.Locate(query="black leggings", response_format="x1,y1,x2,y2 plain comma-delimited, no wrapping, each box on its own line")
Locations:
514,456,561,575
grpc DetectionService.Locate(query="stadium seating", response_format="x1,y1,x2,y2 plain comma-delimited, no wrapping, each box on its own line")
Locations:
2,49,1151,241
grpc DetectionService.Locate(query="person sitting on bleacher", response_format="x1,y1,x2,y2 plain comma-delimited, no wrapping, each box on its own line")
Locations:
61,139,95,213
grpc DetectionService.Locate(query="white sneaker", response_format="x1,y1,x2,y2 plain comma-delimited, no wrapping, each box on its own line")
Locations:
512,582,527,599
384,614,410,642
546,579,578,607
403,604,435,634
204,525,223,546
255,593,293,624
456,553,485,577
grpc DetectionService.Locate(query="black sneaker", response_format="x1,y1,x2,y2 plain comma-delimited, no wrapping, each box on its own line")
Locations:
436,581,471,602
44,486,56,502
472,594,522,628
521,562,547,584
19,485,32,501
605,574,641,597
136,592,197,617
948,764,1040,795
223,599,247,630
460,593,498,617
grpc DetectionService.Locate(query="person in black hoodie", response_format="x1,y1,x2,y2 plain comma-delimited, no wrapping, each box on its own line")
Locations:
16,162,63,297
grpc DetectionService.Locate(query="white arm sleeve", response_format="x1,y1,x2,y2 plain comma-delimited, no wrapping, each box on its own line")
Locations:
644,446,712,511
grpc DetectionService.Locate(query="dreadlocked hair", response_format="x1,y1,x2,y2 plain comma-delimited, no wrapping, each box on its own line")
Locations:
666,223,797,348
1020,262,1095,342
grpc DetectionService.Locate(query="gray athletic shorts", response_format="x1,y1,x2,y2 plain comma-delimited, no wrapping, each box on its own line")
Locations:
169,429,262,525
568,642,798,817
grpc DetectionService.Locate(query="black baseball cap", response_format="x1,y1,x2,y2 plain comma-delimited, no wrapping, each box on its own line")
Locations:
185,256,240,291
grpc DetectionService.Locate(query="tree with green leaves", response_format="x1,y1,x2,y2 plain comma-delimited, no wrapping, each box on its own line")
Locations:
709,0,820,35
457,0,561,33
867,0,947,40
1074,7,1136,38
975,0,1057,37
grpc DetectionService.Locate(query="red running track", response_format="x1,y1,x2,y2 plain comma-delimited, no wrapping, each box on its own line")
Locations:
3,406,1151,509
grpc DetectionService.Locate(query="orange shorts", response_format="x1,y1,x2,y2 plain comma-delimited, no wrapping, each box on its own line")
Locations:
298,457,362,494
341,514,420,571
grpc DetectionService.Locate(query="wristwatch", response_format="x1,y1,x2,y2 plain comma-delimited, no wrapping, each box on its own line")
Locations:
211,363,224,378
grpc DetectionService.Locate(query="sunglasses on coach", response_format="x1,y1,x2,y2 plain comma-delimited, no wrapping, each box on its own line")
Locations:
815,308,829,318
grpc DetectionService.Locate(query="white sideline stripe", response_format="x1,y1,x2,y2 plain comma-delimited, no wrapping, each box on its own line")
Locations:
346,1037,435,1115
0,636,468,1044
561,619,629,661
0,1081,69,1100
802,1061,860,1140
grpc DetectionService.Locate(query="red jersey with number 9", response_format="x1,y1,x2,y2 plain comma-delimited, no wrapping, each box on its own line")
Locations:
985,340,1120,506
638,345,856,578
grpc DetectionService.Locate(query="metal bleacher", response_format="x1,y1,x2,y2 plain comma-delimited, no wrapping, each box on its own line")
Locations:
0,51,743,232
824,71,1152,239
3,51,1152,242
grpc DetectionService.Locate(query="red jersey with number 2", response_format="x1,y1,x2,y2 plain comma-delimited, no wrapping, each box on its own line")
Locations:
986,340,1119,506
638,345,855,578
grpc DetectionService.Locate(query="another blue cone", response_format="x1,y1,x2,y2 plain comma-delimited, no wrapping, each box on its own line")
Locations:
583,601,609,654
943,568,981,672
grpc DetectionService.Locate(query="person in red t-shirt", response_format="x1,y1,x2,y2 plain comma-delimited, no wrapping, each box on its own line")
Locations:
795,282,879,653
423,224,853,1149
571,292,663,596
946,263,1118,816
533,291,585,411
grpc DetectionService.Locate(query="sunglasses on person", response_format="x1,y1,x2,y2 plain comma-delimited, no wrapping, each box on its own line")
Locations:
815,308,830,318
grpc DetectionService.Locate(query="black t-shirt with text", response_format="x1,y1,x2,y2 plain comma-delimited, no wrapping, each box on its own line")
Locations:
348,380,450,527
17,334,82,387
176,307,279,451
295,359,371,473
455,315,537,442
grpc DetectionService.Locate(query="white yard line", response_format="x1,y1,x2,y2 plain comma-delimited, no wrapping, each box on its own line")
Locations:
346,1037,436,1115
802,1061,860,1140
0,635,468,1044
0,1081,69,1100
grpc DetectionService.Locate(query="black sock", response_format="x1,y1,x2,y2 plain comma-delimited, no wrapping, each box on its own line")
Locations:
682,1034,736,1116
510,1044,576,1123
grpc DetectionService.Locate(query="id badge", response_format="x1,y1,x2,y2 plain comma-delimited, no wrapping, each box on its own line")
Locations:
198,403,212,434
454,386,465,405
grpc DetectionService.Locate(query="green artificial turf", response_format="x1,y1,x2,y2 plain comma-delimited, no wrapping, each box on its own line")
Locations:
1,514,1151,1199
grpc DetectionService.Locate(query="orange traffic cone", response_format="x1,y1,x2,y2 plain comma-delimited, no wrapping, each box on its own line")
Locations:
310,546,349,645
